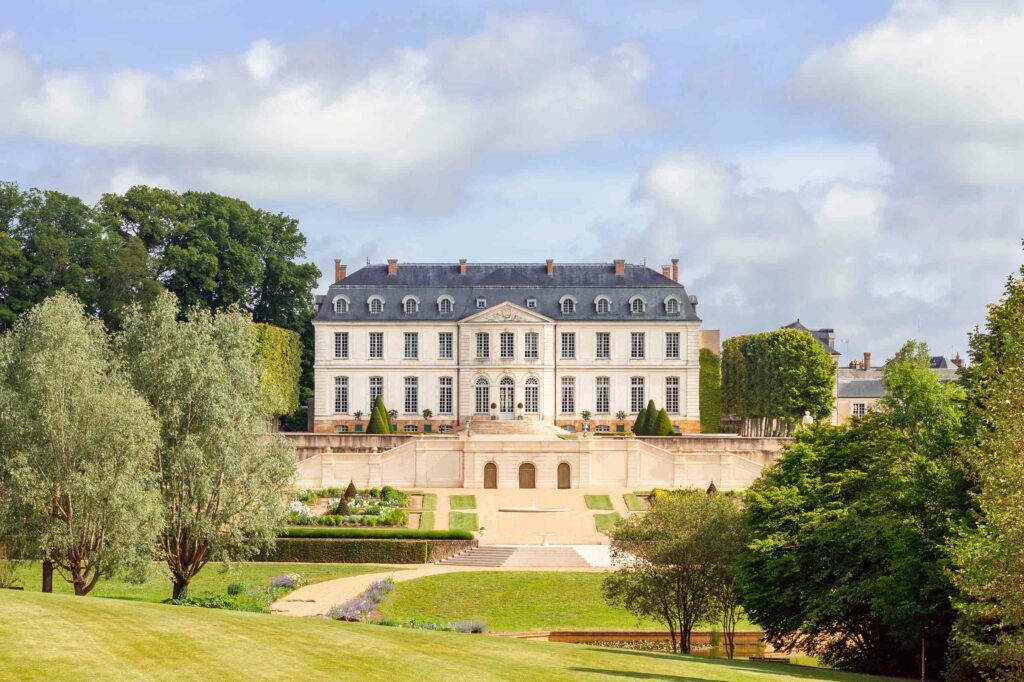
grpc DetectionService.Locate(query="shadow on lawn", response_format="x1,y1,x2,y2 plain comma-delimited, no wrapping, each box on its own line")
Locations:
570,669,716,681
575,647,846,681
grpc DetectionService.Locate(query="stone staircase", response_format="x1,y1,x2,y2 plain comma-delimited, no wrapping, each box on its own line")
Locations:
467,419,562,437
437,545,594,568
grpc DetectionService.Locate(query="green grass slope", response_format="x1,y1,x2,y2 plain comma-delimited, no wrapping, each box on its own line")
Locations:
0,590,899,682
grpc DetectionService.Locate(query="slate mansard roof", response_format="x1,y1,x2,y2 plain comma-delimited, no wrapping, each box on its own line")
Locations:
315,262,701,323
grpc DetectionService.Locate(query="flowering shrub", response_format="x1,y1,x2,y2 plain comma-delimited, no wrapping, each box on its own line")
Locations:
268,573,305,589
328,578,394,622
287,487,410,528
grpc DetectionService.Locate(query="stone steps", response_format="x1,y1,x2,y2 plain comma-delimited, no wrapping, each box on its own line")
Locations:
437,545,593,568
467,420,555,436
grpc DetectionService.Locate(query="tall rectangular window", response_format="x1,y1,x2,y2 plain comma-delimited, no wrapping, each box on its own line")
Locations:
369,376,383,410
561,376,575,414
524,332,539,359
334,376,348,413
439,377,453,414
404,332,419,359
595,332,610,359
525,379,539,413
595,376,610,414
665,332,680,359
475,380,490,414
561,332,576,359
476,332,490,358
500,332,515,359
630,377,645,413
404,376,418,414
666,376,679,413
369,332,384,359
334,332,348,359
631,332,645,359
438,332,453,359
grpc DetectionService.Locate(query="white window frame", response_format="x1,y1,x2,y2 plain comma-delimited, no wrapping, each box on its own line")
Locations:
439,377,453,414
404,376,418,414
334,331,349,359
595,376,610,414
368,295,385,314
524,332,539,359
666,376,679,414
476,332,490,359
526,298,537,309
474,377,490,414
596,332,610,359
630,377,645,413
369,376,383,410
629,296,646,314
595,296,611,314
665,297,680,314
665,332,680,359
369,332,384,359
438,332,453,359
524,377,539,413
853,402,867,417
631,332,645,359
437,296,454,314
561,332,576,359
403,332,419,360
403,296,420,314
403,424,419,433
560,296,577,314
332,296,350,314
476,297,487,309
334,376,349,414
500,332,515,359
561,376,576,414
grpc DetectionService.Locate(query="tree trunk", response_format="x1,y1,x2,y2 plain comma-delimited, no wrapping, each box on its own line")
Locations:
41,560,53,593
73,577,88,596
172,579,190,600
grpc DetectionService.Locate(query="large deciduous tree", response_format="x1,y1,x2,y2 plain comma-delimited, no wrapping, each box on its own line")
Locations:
951,260,1024,677
722,329,835,436
739,341,968,677
0,293,161,595
116,291,295,600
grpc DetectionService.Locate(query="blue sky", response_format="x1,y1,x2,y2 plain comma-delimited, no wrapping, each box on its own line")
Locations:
2,0,1022,362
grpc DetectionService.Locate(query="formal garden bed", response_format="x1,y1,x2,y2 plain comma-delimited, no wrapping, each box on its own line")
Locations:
289,485,410,528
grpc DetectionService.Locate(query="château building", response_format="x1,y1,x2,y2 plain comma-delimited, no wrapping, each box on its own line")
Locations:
311,259,702,434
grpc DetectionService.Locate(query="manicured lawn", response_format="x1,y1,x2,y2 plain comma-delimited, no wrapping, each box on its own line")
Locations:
594,512,621,532
12,561,388,603
584,494,613,510
419,511,436,530
622,493,645,511
421,493,438,511
449,494,477,509
449,512,479,532
0,590,899,681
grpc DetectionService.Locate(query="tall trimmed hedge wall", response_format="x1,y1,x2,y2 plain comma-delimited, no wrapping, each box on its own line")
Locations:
254,323,301,416
699,348,722,433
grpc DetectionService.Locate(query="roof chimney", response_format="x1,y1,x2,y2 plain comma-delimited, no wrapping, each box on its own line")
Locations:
671,258,679,283
459,259,467,275
546,259,554,276
614,259,625,275
863,352,871,370
953,352,965,368
387,259,398,276
334,259,347,282
661,265,671,278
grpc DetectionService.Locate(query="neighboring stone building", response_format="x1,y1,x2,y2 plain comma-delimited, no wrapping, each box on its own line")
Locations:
836,351,965,424
312,259,702,434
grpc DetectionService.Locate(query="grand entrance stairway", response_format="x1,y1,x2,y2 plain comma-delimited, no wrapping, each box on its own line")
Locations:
437,545,594,568
466,419,564,437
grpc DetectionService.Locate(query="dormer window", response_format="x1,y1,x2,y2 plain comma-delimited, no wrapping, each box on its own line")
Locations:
665,298,680,314
595,296,611,314
560,296,577,314
333,296,350,314
476,298,486,309
402,296,420,314
437,296,454,314
629,296,646,314
368,296,385,314
526,298,537,309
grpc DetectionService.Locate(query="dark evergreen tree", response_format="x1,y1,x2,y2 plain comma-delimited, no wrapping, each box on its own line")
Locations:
642,399,659,435
655,408,675,436
632,408,647,435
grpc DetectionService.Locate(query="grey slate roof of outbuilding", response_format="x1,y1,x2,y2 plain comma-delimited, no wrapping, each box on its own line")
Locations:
315,262,700,323
781,319,840,355
838,379,886,399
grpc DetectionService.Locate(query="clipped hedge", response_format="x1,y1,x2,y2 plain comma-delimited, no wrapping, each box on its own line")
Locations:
699,348,722,434
280,527,473,540
268,538,429,563
253,323,301,416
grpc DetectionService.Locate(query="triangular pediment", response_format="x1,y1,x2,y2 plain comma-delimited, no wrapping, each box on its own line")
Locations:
460,301,553,324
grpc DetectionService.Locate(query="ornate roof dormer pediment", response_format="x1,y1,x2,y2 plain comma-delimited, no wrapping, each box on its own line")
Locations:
459,301,553,325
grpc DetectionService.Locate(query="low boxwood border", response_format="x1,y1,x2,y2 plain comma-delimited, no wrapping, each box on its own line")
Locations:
280,527,473,540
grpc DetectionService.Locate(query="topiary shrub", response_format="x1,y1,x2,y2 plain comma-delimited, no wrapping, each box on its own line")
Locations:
642,399,659,435
344,480,357,500
654,408,675,436
632,407,647,435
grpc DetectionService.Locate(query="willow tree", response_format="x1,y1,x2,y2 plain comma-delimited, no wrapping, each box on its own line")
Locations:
0,293,160,595
117,291,295,599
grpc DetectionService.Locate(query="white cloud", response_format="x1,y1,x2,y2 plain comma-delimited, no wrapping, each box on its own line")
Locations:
793,0,1024,188
0,14,654,211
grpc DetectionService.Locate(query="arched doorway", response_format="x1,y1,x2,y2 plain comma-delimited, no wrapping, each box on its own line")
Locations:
499,377,515,419
557,462,571,489
518,462,536,489
484,462,497,489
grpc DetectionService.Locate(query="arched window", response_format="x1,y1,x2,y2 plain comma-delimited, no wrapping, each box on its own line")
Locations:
665,298,680,314
333,296,350,314
474,377,490,414
595,296,611,314
524,376,539,413
560,297,576,314
403,296,419,314
629,296,646,314
368,296,384,314
437,296,454,314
